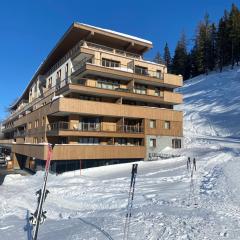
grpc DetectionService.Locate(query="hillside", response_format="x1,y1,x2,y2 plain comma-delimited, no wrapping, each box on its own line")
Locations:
1,67,240,239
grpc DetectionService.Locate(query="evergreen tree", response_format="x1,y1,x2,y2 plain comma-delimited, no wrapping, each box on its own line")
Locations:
193,14,212,75
171,32,189,80
153,52,164,64
217,10,231,72
209,23,217,71
189,46,199,77
228,4,240,68
163,42,172,71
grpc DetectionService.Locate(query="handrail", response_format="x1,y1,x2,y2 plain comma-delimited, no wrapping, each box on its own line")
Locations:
72,57,164,80
47,121,144,133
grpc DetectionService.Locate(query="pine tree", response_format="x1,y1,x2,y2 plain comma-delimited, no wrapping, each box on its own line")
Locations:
228,4,240,68
194,14,212,75
209,23,217,71
171,32,189,80
217,10,231,72
163,42,172,71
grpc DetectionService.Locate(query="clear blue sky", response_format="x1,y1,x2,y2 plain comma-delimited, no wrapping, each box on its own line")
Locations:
0,0,238,119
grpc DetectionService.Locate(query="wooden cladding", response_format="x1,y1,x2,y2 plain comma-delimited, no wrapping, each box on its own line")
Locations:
58,98,183,121
12,144,145,160
146,120,183,137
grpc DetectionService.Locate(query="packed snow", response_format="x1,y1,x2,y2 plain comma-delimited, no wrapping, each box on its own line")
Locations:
1,66,240,239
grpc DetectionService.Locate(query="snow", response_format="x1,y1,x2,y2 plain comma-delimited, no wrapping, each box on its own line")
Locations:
78,22,152,45
1,66,240,239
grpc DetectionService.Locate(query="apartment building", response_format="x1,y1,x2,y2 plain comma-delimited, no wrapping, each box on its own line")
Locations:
0,23,183,173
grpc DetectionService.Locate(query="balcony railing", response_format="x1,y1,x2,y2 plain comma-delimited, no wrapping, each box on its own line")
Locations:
47,121,144,133
71,57,164,80
14,130,26,138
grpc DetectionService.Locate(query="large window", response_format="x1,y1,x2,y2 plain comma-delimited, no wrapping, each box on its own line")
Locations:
97,79,120,90
172,139,181,148
102,58,120,68
134,84,146,95
135,65,148,75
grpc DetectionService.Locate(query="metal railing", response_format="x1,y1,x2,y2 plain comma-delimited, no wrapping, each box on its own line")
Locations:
47,121,144,133
14,130,26,138
71,57,164,80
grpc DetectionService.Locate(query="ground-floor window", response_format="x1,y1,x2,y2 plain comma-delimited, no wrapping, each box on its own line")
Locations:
78,137,100,145
172,139,181,148
149,138,156,148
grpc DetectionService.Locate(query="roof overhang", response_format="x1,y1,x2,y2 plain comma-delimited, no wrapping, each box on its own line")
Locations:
10,22,153,110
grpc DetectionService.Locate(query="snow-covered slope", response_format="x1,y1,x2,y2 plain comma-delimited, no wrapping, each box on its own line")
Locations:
178,66,240,138
1,67,240,240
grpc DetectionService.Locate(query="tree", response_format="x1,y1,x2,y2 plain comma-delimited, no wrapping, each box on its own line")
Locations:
163,42,172,71
217,10,231,72
228,4,240,68
171,32,189,80
153,51,164,64
208,23,217,71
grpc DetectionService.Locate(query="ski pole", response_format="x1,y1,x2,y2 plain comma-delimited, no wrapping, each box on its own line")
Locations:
32,143,53,240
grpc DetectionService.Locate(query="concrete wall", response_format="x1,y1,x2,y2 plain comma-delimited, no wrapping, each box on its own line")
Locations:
145,135,183,160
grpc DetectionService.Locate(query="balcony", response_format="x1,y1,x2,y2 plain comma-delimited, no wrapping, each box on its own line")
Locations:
14,130,26,138
71,57,165,80
13,143,145,160
47,121,144,134
59,77,182,105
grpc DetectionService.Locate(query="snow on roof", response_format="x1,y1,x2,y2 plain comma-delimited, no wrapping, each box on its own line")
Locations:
78,22,153,45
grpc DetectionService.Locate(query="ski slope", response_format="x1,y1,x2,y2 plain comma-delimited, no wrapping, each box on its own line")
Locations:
1,67,240,239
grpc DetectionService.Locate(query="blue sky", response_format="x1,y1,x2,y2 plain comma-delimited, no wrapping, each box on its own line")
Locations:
0,0,238,119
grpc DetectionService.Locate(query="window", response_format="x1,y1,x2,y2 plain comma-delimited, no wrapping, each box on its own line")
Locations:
149,138,156,148
102,58,120,68
154,88,164,97
57,69,61,79
78,137,100,145
172,139,181,148
65,63,69,75
164,121,171,129
48,77,52,88
34,83,37,93
28,122,32,129
34,119,39,128
97,79,120,90
156,70,162,79
33,137,38,144
134,84,146,95
149,120,156,129
116,138,127,145
42,117,45,126
135,65,148,75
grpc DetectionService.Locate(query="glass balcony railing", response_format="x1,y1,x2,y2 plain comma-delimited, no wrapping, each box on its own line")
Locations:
47,121,144,133
71,57,164,80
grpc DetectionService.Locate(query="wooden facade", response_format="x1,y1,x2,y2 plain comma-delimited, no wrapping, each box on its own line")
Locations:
0,23,183,171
